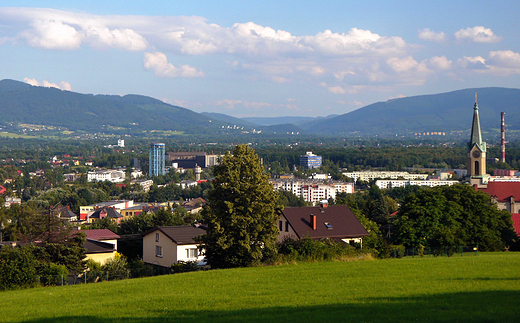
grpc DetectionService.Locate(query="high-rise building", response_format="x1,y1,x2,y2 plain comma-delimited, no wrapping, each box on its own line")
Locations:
149,143,166,176
300,151,322,170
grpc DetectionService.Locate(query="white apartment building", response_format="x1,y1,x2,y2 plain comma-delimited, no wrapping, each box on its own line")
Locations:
342,171,428,183
375,179,459,189
271,179,354,204
87,170,126,183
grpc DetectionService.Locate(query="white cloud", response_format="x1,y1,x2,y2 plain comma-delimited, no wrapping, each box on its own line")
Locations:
427,56,452,70
143,52,204,78
454,26,502,43
23,78,72,91
387,56,429,73
418,28,446,43
216,99,243,110
458,56,488,70
328,86,346,94
21,20,83,50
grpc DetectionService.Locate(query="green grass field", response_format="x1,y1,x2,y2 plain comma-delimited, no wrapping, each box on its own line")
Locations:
1,253,520,322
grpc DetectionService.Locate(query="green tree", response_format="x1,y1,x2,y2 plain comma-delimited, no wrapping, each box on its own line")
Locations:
0,246,38,291
198,144,281,268
393,184,517,251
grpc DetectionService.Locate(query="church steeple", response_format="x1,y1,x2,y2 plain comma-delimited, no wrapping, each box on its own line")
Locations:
469,93,485,152
467,92,487,185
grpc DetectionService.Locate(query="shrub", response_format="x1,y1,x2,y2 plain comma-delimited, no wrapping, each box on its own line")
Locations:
0,246,38,291
171,260,199,273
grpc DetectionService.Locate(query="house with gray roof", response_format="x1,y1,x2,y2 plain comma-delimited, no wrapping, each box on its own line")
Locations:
142,225,206,267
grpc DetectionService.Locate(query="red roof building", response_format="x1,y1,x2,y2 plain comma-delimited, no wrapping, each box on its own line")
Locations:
512,214,520,237
479,182,520,214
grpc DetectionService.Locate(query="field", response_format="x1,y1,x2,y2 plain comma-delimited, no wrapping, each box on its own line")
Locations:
1,253,520,322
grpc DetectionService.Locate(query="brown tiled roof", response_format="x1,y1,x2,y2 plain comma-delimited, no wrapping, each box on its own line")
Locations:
281,205,368,240
512,214,520,237
81,229,120,240
143,226,206,245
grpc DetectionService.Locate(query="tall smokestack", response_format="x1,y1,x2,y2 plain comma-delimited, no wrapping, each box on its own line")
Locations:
501,112,506,163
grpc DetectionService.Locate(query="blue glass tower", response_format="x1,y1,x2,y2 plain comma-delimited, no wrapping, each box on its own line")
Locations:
300,151,322,170
149,142,166,176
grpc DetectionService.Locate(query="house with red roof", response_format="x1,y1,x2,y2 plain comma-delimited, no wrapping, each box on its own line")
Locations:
479,182,520,214
278,204,369,247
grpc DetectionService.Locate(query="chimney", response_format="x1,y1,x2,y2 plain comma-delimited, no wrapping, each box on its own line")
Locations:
310,214,317,230
501,112,506,163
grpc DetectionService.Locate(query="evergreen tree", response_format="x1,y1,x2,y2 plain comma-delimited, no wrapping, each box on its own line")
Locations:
198,144,281,268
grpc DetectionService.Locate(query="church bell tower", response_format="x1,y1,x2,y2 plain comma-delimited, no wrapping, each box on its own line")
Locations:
467,93,488,187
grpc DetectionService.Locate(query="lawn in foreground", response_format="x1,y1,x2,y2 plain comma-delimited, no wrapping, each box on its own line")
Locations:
1,252,519,322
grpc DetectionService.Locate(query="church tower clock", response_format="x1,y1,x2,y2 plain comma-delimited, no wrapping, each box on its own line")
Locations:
467,93,487,187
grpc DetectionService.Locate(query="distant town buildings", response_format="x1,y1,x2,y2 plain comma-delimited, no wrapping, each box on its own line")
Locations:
167,151,222,169
300,151,322,170
271,178,354,204
342,171,428,183
149,142,166,176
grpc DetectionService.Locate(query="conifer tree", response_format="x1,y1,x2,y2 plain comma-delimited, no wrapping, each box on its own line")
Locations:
198,144,280,268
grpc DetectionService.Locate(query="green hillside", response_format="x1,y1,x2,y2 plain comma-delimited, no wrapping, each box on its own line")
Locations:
0,79,224,134
1,253,519,322
304,87,520,135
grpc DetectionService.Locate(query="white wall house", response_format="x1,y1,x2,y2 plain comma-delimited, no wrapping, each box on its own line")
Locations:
142,226,206,268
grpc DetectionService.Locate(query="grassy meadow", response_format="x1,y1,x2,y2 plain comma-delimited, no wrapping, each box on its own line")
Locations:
1,252,519,322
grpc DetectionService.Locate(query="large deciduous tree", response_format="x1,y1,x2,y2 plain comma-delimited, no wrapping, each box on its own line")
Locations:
393,184,517,251
198,144,281,268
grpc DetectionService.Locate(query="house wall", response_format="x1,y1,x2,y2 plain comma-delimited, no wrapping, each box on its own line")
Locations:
143,230,178,267
176,243,205,262
277,215,298,242
86,251,116,266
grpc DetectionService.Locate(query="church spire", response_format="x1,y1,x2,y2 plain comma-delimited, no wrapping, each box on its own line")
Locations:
469,92,485,151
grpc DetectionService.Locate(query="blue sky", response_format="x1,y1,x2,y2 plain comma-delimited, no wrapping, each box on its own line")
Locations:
1,1,519,118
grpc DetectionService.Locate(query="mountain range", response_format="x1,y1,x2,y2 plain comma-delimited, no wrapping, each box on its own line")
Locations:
1,79,519,137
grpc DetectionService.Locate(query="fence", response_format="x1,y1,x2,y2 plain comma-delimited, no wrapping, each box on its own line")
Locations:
389,245,479,258
37,265,178,287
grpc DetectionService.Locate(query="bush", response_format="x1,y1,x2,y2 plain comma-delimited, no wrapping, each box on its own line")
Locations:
276,237,360,263
39,263,69,286
171,260,200,273
0,246,38,291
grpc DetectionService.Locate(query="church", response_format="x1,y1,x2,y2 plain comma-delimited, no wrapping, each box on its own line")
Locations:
466,94,520,235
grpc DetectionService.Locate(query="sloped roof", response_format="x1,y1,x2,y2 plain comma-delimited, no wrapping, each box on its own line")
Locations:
479,182,520,202
82,229,120,240
143,226,206,245
84,239,116,254
89,206,123,219
512,214,520,237
281,205,368,240
54,206,78,219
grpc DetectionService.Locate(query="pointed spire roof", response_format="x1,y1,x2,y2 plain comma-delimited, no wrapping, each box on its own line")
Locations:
469,93,486,152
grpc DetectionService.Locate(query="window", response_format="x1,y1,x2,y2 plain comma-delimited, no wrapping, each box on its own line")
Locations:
285,221,289,232
187,248,198,258
156,245,163,257
155,233,159,242
279,220,283,231
324,222,333,230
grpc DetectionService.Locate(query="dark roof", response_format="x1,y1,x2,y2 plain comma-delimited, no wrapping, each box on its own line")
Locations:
143,226,206,245
54,206,78,219
89,206,123,219
79,229,120,240
281,205,368,240
84,239,116,254
480,182,520,202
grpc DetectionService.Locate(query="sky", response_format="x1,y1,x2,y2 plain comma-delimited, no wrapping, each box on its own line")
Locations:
1,1,519,118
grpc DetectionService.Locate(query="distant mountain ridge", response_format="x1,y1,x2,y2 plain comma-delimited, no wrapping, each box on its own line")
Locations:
0,79,223,134
300,87,520,135
1,79,519,137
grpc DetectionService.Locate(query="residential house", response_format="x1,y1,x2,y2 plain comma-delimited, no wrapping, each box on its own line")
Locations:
142,225,206,267
74,229,120,265
278,204,369,247
88,206,124,224
52,205,79,222
180,198,207,214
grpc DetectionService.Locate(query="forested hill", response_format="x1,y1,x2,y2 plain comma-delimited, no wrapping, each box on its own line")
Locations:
301,87,520,136
0,79,224,134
